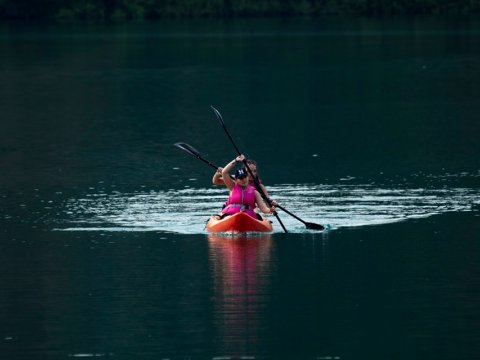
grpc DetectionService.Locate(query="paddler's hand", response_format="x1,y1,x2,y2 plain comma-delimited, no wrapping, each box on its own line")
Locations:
236,154,246,162
269,205,276,214
216,167,223,174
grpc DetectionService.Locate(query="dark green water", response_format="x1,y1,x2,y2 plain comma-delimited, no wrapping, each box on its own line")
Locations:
1,17,479,359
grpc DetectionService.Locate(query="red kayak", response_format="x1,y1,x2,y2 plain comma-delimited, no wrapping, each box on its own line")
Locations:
206,212,273,234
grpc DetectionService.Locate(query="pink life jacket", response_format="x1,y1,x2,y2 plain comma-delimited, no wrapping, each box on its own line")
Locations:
222,184,257,218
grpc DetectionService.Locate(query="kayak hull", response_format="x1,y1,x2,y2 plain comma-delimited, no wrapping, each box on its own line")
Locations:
206,212,273,234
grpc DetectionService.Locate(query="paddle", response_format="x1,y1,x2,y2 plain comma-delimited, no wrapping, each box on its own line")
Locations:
175,141,324,231
273,204,325,230
174,142,219,170
175,142,237,182
210,106,291,233
211,106,324,231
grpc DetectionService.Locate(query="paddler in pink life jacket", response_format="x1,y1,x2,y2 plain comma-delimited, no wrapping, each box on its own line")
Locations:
217,155,276,219
212,158,270,197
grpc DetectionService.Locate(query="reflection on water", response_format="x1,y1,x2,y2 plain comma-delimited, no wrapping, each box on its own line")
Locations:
208,234,274,358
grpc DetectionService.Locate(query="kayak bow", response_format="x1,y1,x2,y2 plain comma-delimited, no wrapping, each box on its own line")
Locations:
206,212,273,234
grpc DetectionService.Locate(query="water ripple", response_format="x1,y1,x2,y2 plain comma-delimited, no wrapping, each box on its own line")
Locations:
56,184,478,234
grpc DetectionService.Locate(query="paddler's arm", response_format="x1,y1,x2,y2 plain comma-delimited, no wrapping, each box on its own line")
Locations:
212,167,224,185
255,191,276,214
254,182,275,206
221,155,245,190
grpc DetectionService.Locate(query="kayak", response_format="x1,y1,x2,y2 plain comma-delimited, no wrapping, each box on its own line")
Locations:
206,212,273,233
206,212,273,234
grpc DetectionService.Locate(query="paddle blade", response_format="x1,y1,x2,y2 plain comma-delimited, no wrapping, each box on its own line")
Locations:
211,105,243,156
211,105,226,127
305,222,325,231
174,142,201,158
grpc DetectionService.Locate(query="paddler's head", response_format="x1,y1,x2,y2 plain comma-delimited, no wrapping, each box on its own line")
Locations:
245,159,258,180
235,168,248,185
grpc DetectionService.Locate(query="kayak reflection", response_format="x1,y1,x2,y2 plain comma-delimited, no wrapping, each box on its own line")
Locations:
208,233,274,358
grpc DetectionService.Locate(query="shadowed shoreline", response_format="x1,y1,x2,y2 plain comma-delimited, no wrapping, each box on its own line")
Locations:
1,0,480,22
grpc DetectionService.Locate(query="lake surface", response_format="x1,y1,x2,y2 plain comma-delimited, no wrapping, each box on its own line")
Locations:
1,17,480,359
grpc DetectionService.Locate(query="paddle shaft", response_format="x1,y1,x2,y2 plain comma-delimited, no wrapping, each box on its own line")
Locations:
191,152,218,170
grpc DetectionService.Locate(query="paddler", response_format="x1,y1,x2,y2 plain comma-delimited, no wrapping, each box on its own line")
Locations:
212,158,269,197
216,155,275,220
